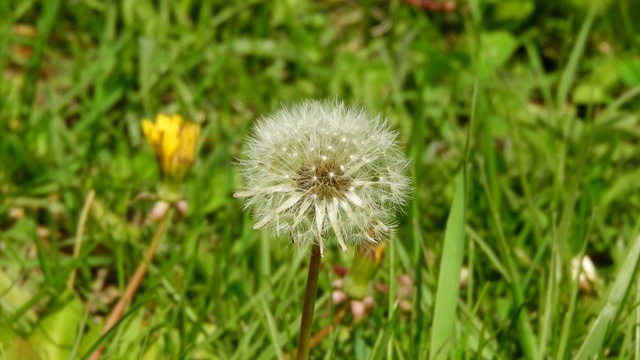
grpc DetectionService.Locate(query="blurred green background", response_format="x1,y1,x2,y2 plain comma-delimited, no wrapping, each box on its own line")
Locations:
2,0,640,359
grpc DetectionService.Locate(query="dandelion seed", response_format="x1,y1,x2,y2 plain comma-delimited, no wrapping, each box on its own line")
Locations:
235,100,412,254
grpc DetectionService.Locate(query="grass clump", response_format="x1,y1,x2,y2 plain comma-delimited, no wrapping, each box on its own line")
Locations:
2,1,640,359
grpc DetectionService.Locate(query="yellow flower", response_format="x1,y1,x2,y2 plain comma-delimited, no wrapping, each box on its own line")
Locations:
142,113,200,201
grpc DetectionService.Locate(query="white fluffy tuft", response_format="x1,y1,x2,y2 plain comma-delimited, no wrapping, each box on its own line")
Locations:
235,100,412,254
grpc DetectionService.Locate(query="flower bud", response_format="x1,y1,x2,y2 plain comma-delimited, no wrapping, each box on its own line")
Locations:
342,243,385,299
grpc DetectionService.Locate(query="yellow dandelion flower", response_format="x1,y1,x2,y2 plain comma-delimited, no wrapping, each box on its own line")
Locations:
142,113,200,201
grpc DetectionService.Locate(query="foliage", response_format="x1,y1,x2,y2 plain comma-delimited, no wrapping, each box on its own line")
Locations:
2,0,640,358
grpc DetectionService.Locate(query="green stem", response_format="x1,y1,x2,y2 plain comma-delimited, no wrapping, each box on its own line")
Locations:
66,190,95,290
297,243,322,360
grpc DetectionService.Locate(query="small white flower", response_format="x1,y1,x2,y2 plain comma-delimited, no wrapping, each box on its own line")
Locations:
234,100,411,255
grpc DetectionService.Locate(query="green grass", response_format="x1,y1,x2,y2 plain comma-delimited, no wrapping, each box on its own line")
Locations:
2,0,640,359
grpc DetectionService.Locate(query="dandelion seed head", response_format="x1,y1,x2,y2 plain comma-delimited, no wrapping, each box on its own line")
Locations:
235,100,412,254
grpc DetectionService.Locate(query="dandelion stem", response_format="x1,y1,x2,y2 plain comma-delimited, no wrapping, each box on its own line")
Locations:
297,243,322,360
89,209,171,360
285,308,347,360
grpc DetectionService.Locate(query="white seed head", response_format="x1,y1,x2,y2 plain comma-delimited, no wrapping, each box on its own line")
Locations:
234,100,412,254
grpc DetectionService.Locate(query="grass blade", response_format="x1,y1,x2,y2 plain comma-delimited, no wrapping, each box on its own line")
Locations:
575,235,640,359
369,301,400,360
429,171,466,360
537,241,558,359
556,6,596,108
259,297,285,360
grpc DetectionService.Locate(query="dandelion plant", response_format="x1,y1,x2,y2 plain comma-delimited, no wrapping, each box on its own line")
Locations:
90,113,200,360
235,100,411,359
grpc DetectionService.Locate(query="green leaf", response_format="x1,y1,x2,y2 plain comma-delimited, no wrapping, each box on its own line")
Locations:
0,323,41,360
566,0,613,15
479,31,519,75
429,171,466,360
619,58,640,87
571,83,607,104
572,57,620,104
491,0,535,24
0,263,38,322
28,291,86,360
